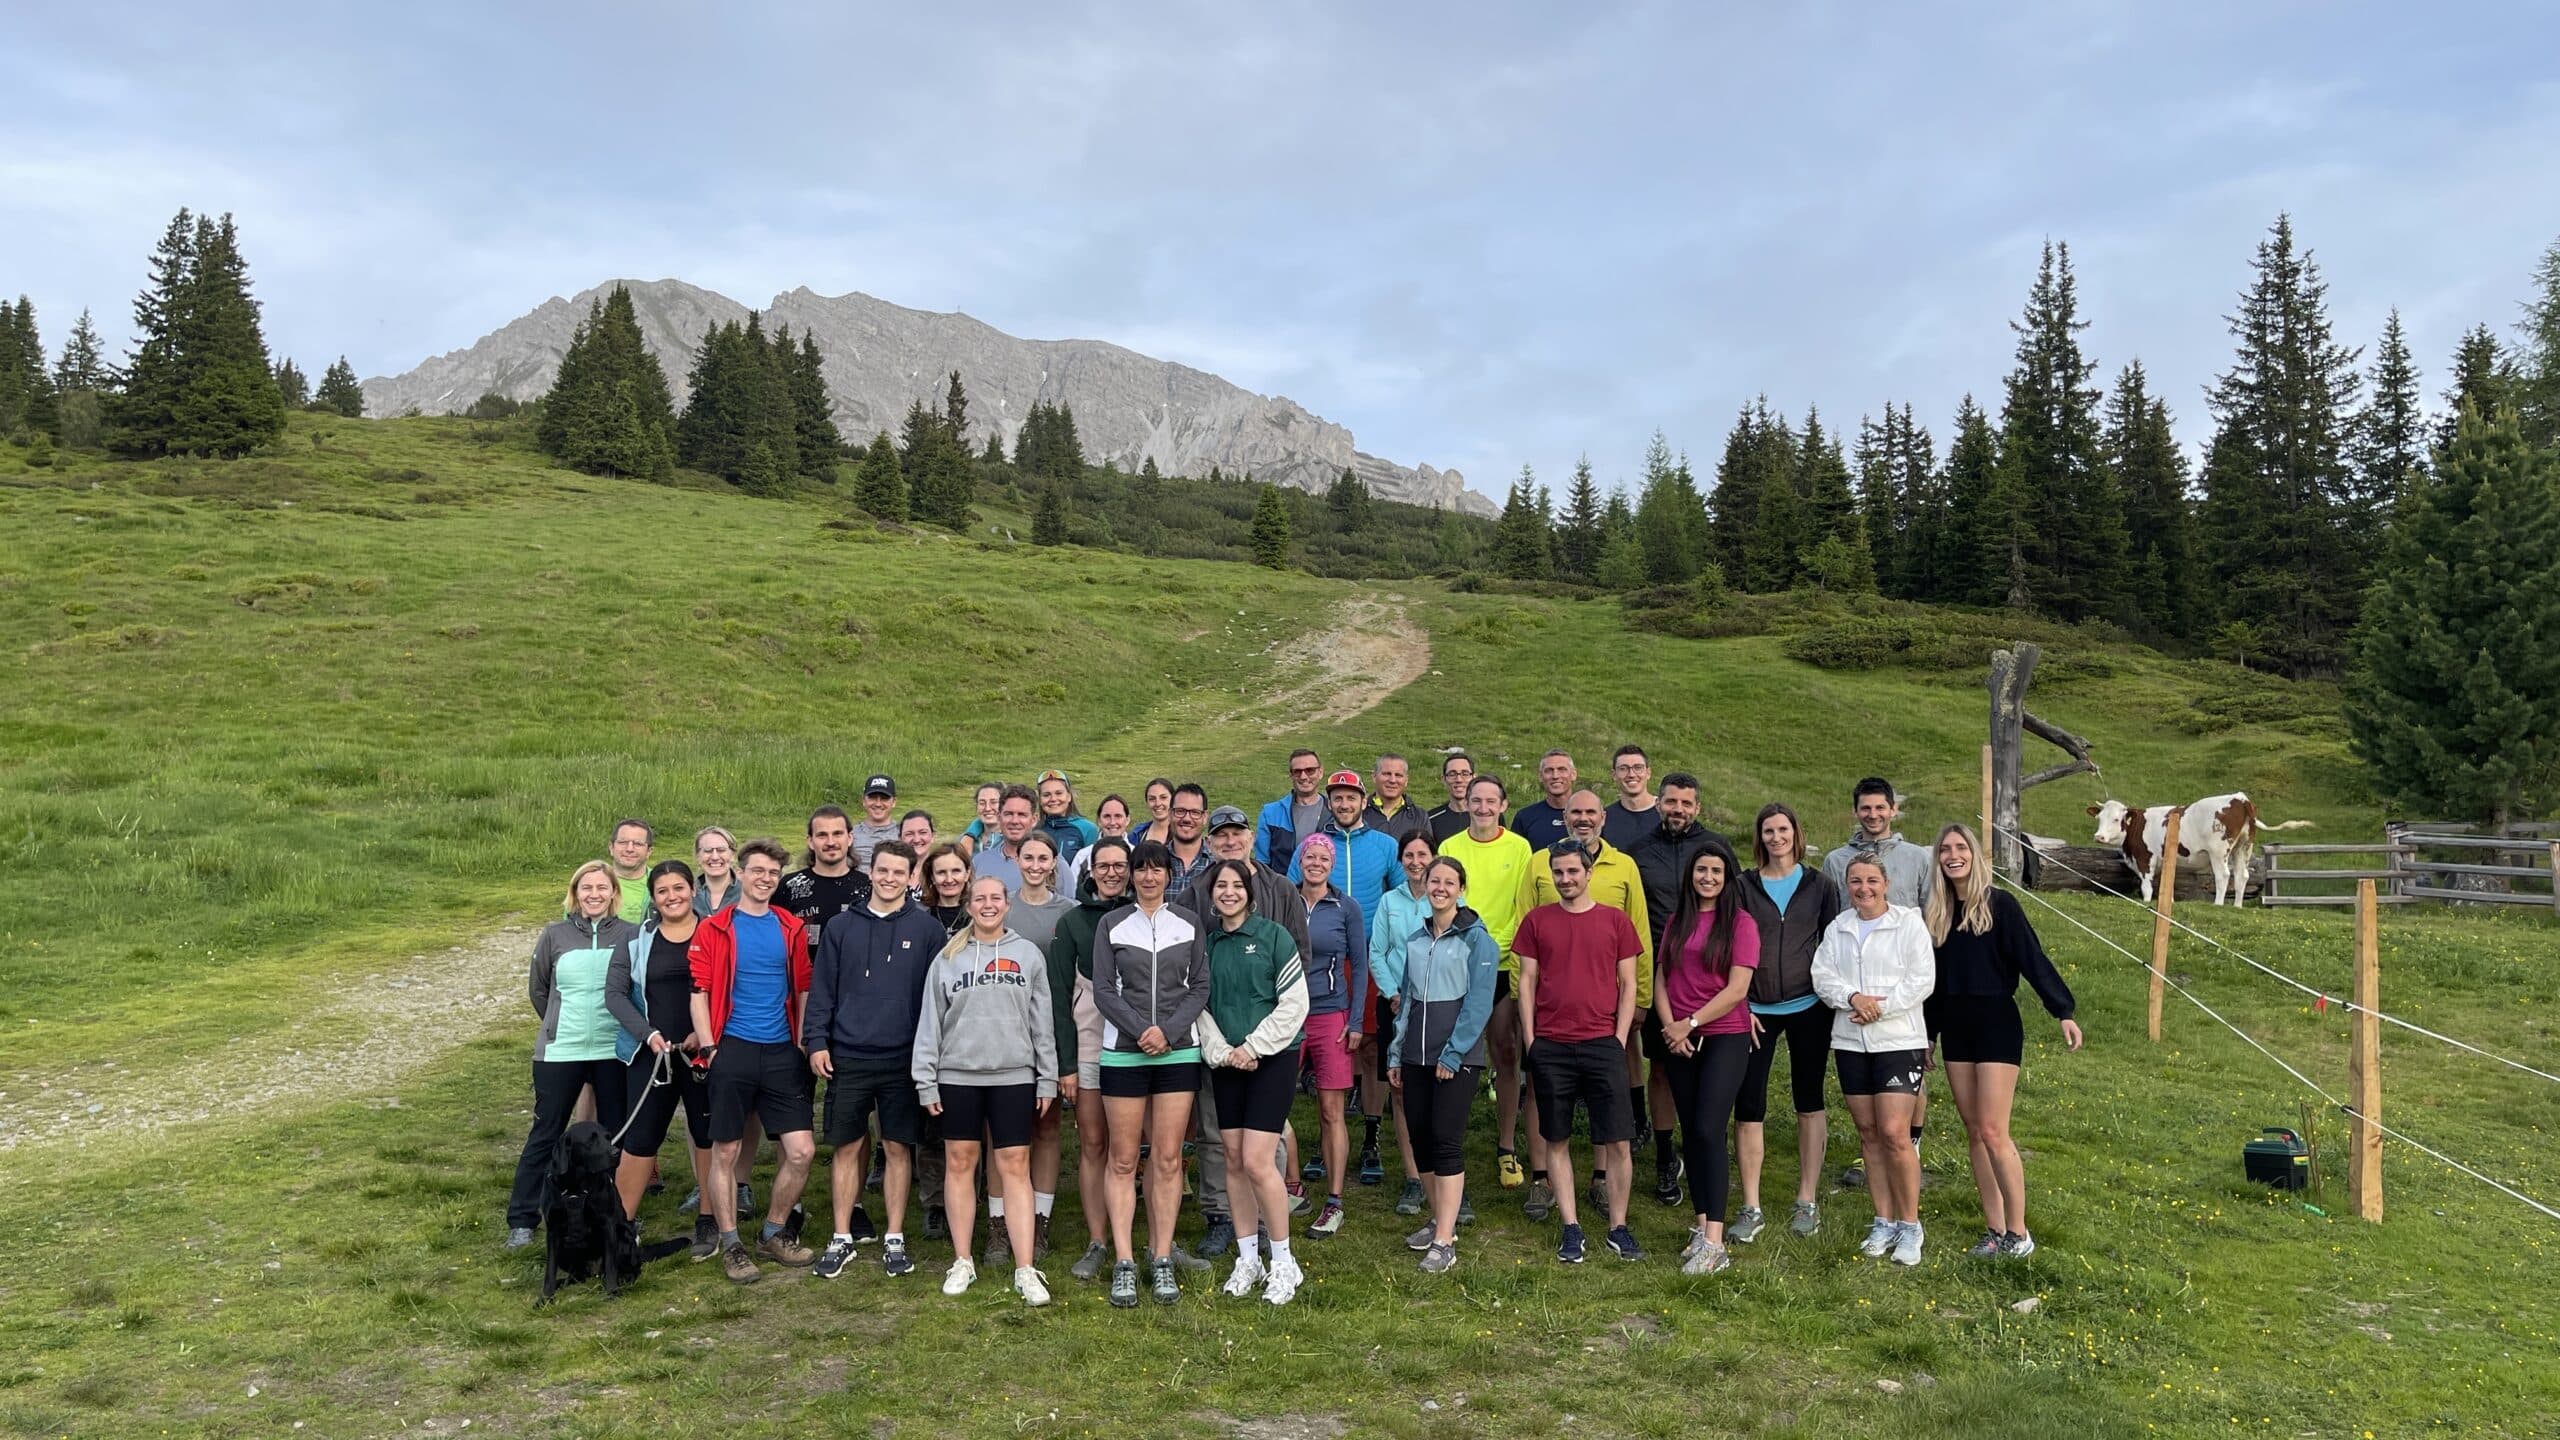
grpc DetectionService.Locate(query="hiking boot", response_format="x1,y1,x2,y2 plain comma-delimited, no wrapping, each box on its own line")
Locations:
882,1236,915,1277
1221,1254,1267,1298
1032,1214,1052,1263
1682,1238,1732,1276
1604,1225,1643,1262
1496,1151,1525,1189
759,1231,815,1267
1522,1179,1554,1221
1109,1259,1140,1307
722,1243,762,1284
1285,1184,1311,1217
1014,1266,1052,1308
1419,1241,1458,1274
941,1257,977,1295
1998,1231,2038,1259
1070,1239,1109,1281
1308,1199,1345,1237
1358,1144,1385,1186
813,1235,856,1279
1728,1206,1766,1245
1301,1157,1327,1183
1151,1256,1180,1304
1405,1222,1438,1252
923,1204,948,1241
689,1215,719,1261
678,1186,702,1215
844,1205,877,1245
1395,1178,1425,1215
1198,1214,1236,1257
1456,1193,1476,1226
1840,1160,1866,1189
1556,1223,1587,1264
1967,1227,2003,1259
987,1224,1013,1270
1859,1217,1897,1258
504,1226,536,1250
1654,1153,1685,1207
1790,1201,1822,1238
1265,1250,1304,1305
1165,1243,1211,1273
1890,1222,1925,1267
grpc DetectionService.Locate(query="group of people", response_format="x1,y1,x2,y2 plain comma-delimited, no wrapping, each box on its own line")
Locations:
507,750,2085,1309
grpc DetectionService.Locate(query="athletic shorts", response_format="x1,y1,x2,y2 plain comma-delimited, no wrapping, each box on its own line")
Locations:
616,1046,712,1156
938,1081,1037,1150
1211,1051,1302,1132
1371,1001,1398,1082
1527,1035,1636,1145
1835,1047,1929,1098
1493,969,1514,1005
1934,995,2027,1067
1301,1010,1354,1090
1637,1009,1670,1063
1100,1060,1203,1099
707,1038,815,1142
823,1058,923,1148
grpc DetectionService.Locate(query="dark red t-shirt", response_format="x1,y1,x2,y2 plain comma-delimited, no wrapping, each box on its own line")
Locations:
1512,902,1641,1042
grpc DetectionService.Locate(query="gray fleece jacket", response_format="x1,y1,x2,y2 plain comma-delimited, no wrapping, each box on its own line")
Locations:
912,928,1059,1107
1820,831,1933,909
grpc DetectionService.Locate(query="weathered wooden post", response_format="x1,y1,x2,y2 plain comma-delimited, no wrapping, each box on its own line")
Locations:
2348,879,2383,1223
2149,807,2181,1044
1985,645,2036,879
2549,842,2559,918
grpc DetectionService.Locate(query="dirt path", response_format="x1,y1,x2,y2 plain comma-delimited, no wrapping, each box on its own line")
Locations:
1,596,1436,1161
1236,592,1432,735
0,924,533,1157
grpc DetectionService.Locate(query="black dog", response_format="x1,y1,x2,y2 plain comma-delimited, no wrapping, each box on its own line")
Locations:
540,1121,642,1304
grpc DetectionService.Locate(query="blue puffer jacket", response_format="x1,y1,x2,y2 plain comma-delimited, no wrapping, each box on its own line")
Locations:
1289,820,1400,914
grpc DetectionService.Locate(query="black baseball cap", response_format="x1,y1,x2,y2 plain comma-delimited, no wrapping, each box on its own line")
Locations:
865,774,896,797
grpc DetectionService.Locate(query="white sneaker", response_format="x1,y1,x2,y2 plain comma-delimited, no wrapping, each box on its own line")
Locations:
1264,1253,1304,1306
1679,1226,1706,1262
1013,1265,1051,1307
1859,1217,1897,1258
1890,1222,1925,1267
1221,1254,1267,1298
941,1257,977,1296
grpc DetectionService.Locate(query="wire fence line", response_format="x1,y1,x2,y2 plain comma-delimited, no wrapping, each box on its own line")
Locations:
1986,820,2560,1089
1994,866,2560,1225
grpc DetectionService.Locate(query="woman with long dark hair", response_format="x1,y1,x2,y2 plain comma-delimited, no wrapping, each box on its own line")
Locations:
607,860,717,1255
1198,859,1311,1304
1127,778,1177,845
1653,837,1760,1275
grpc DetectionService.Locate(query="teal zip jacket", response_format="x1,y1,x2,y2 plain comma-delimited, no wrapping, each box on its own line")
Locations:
529,913,645,1063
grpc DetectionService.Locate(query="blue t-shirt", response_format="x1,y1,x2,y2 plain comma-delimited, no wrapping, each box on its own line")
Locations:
726,909,791,1044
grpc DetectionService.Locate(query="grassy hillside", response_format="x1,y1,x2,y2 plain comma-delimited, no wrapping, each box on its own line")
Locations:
1,418,2553,1439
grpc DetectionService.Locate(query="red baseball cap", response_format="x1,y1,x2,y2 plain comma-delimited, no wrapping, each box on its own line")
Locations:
1324,769,1367,792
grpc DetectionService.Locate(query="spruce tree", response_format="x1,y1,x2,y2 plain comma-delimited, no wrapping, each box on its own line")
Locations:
1033,476,1070,545
2514,235,2560,450
54,307,108,394
1636,431,1704,585
2352,308,2428,517
730,313,799,496
1799,407,1858,548
2439,325,2516,454
537,285,674,479
314,356,365,417
1707,403,1762,577
1133,454,1164,509
943,370,970,449
1888,405,1949,602
678,321,746,478
1943,395,2004,605
1491,468,1555,579
1554,456,1603,581
1994,240,2126,621
0,297,53,436
2345,404,2560,825
789,331,843,482
273,357,309,410
1854,413,1898,590
982,430,1004,464
1251,482,1291,568
904,396,950,490
107,208,196,454
164,213,287,455
2106,361,2199,637
1327,466,1375,529
2197,214,2365,675
852,430,907,521
1045,402,1085,480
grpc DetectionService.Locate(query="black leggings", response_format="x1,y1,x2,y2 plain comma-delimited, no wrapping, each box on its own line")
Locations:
1735,1002,1831,1124
1664,1034,1751,1223
1401,1064,1480,1178
507,1057,628,1228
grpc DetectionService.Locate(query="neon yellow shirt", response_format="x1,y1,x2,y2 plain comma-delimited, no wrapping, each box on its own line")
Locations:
1438,827,1535,973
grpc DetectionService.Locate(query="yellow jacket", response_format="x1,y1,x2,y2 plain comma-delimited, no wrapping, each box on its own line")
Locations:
1527,840,1657,1007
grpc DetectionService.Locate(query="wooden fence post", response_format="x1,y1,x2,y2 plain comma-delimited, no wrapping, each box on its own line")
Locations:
2549,842,2559,918
1981,744,1995,862
2348,879,2383,1223
2149,807,2180,1044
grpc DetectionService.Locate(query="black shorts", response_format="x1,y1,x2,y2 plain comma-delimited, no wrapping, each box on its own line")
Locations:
707,1038,815,1142
1099,1060,1203,1099
1527,1036,1636,1145
1935,996,2026,1066
1637,1010,1670,1063
824,1058,924,1148
938,1082,1037,1150
1210,1052,1301,1132
616,1046,712,1156
1835,1047,1929,1098
1493,970,1515,1005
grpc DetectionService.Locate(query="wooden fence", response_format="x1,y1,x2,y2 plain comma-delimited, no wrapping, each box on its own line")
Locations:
2264,820,2560,912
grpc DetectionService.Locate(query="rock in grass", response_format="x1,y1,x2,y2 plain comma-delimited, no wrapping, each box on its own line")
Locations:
2011,1296,2042,1314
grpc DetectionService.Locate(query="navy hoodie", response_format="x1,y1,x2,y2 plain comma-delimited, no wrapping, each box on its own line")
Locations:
802,899,950,1062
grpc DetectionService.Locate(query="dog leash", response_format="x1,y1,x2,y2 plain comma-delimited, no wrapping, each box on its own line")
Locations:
606,1048,676,1150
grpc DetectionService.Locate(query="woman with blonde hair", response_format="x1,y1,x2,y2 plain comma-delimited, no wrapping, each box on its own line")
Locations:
504,860,647,1249
693,827,742,916
1924,823,2081,1259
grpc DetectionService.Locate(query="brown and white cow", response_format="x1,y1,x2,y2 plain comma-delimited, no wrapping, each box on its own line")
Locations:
2087,792,2312,906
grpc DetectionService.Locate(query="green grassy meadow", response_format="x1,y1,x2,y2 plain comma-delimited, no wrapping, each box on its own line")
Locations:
1,418,2554,1438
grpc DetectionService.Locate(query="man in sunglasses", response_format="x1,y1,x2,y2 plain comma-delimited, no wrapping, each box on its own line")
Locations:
1258,749,1327,869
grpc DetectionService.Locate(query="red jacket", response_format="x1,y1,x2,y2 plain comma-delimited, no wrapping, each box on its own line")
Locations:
689,903,810,1046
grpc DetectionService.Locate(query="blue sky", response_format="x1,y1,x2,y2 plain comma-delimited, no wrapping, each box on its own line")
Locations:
4,1,2556,496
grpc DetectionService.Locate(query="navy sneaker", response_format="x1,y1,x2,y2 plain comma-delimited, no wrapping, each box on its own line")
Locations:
1556,1223,1588,1264
1604,1225,1643,1261
1198,1214,1236,1258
